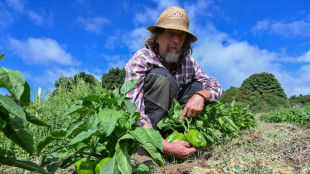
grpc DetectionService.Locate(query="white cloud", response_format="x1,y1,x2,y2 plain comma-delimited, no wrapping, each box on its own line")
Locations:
124,27,149,52
252,19,310,37
76,17,110,34
8,37,79,66
28,11,43,25
5,0,24,12
192,23,310,97
297,50,310,62
101,54,128,70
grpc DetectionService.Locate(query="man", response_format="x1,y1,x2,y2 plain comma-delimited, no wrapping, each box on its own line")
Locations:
125,7,222,160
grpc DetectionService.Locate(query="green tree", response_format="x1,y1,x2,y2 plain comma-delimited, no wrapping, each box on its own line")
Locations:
241,72,287,99
101,67,125,90
53,72,99,95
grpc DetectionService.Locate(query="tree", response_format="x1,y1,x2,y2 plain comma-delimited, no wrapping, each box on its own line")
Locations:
241,72,287,99
101,67,125,90
74,72,99,89
53,72,99,95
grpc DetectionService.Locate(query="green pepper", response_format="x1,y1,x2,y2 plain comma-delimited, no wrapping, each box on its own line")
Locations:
185,129,207,148
95,157,112,174
165,131,186,143
75,159,96,174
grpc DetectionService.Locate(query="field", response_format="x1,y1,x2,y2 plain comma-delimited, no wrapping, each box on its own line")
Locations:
153,116,310,174
0,57,309,174
1,115,309,174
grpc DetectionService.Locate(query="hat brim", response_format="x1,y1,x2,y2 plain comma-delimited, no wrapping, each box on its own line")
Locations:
147,23,197,42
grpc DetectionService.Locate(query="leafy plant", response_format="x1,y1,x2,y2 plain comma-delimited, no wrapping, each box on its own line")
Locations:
260,106,310,128
158,100,256,145
37,79,164,174
0,53,49,173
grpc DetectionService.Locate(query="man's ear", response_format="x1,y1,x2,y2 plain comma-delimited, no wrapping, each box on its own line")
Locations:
155,38,159,44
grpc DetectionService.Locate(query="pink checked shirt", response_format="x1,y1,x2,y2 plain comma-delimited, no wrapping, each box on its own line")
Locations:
125,48,222,127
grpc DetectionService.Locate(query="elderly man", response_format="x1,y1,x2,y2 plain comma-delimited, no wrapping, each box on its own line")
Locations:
125,6,222,160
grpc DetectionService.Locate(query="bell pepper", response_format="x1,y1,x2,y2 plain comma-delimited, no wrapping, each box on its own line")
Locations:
95,157,112,174
185,129,207,148
75,159,96,174
165,131,186,143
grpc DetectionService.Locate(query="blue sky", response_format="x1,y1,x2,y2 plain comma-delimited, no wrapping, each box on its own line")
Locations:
1,0,310,98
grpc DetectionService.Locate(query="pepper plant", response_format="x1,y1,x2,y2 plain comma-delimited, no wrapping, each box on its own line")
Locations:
158,99,256,145
37,78,164,174
0,53,49,173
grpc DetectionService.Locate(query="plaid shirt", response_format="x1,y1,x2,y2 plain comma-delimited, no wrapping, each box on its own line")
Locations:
125,48,222,127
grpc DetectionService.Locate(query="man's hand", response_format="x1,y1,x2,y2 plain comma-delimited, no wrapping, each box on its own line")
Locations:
180,90,210,121
163,139,200,159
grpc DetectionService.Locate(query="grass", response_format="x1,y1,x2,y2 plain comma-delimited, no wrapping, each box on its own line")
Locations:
153,115,310,174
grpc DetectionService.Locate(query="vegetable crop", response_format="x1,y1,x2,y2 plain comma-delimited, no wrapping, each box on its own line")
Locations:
37,78,164,174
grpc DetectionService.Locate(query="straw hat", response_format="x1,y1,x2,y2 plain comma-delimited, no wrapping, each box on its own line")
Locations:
147,6,197,42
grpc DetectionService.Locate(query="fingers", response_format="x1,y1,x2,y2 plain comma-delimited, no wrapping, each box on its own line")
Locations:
180,107,187,121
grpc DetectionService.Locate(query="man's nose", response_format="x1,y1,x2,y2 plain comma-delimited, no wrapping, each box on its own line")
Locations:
172,35,181,44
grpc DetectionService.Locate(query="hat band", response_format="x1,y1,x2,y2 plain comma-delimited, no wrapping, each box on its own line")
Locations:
157,18,189,29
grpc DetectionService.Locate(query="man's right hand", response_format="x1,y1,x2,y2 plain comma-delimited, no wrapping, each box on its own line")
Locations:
163,139,200,159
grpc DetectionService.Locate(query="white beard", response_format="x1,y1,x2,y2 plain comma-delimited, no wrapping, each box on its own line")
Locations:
161,49,181,63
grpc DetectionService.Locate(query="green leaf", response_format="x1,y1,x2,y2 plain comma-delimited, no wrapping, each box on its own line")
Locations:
0,52,4,61
3,117,34,155
0,156,48,174
0,67,25,100
115,142,132,174
64,104,86,116
78,95,101,103
40,149,69,173
130,127,163,151
231,100,236,108
69,128,100,145
98,108,125,136
118,133,135,141
0,116,6,131
65,118,85,137
137,163,150,173
143,143,164,166
0,95,26,121
124,100,137,116
120,78,140,95
25,110,49,126
36,129,66,154
101,156,119,174
20,82,30,106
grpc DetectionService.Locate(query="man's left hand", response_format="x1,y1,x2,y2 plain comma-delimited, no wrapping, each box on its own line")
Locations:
180,90,210,121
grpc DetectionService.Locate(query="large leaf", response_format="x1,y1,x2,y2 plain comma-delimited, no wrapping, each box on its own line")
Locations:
0,156,48,174
120,78,140,95
143,143,164,166
78,95,101,103
0,95,26,121
36,129,66,154
130,127,163,151
69,128,100,145
101,156,119,174
115,142,132,174
124,100,137,116
0,52,4,61
25,110,49,126
98,108,125,136
0,67,25,100
3,117,34,155
20,82,30,106
64,104,86,116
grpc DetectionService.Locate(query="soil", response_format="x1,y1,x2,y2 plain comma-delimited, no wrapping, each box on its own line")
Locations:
152,119,310,174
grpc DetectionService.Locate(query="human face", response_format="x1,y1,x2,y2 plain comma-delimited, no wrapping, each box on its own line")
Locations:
156,29,186,55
